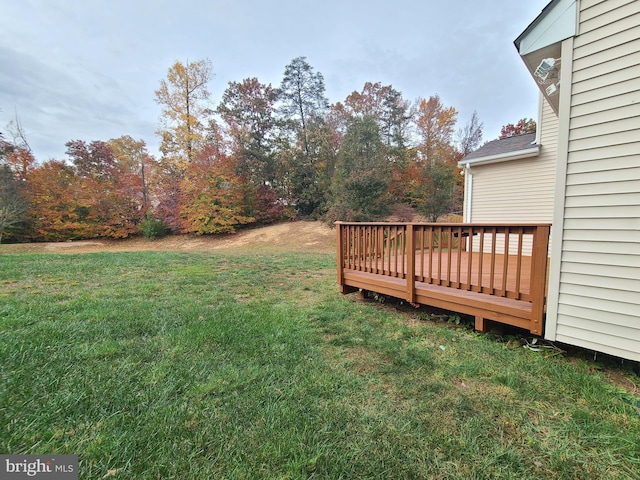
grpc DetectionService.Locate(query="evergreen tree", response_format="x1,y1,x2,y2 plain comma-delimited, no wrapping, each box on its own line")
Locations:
327,115,390,223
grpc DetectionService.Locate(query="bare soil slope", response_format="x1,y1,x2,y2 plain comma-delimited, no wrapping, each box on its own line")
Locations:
1,221,336,255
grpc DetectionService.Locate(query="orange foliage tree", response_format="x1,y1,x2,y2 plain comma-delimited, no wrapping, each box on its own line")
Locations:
65,140,143,238
109,135,153,212
27,160,90,241
499,118,536,138
415,95,458,164
26,140,146,241
179,147,254,234
411,95,461,220
4,146,36,181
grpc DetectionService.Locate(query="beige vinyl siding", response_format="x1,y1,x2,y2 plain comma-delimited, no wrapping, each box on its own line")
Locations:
568,115,638,139
579,0,635,21
573,48,640,86
552,0,640,361
471,160,554,220
470,99,557,223
468,98,557,254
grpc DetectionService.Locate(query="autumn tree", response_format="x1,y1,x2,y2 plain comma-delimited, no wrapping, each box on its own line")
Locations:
66,139,117,178
411,95,463,220
27,160,86,241
179,146,254,234
415,95,458,163
3,147,36,182
109,135,153,209
150,160,183,232
499,118,536,139
1,123,36,180
322,103,350,176
64,139,117,237
65,140,141,237
155,59,213,168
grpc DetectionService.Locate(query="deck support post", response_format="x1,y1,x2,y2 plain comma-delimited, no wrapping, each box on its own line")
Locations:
475,316,488,333
406,224,416,303
529,225,550,336
337,222,362,295
336,222,345,288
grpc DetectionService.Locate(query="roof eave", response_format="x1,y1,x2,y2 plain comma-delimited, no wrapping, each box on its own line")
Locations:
514,0,562,53
458,145,540,168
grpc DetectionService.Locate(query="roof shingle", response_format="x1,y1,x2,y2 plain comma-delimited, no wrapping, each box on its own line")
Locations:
462,133,537,162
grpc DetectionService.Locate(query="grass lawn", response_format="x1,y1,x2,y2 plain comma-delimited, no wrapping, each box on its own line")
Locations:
1,249,639,479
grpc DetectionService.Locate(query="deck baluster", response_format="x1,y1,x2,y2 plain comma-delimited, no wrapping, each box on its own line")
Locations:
501,228,510,297
466,227,474,290
430,226,435,283
489,228,497,295
515,228,524,300
406,224,416,302
446,226,453,286
455,226,463,288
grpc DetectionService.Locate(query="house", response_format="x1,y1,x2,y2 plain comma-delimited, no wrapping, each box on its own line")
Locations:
458,111,556,230
335,0,639,363
464,0,640,361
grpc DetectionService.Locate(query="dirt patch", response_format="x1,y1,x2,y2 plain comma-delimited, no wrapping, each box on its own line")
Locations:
1,221,336,255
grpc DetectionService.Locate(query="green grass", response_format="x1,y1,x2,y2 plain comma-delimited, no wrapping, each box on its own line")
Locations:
1,250,639,479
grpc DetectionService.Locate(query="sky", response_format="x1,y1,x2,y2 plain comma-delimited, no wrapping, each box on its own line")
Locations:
0,0,549,162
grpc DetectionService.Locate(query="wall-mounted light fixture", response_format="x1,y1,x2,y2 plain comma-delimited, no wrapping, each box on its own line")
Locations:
534,58,556,83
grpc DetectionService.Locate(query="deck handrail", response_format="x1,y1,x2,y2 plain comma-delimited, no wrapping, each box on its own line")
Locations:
336,221,550,308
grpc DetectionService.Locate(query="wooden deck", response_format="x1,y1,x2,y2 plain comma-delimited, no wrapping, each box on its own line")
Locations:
336,222,551,335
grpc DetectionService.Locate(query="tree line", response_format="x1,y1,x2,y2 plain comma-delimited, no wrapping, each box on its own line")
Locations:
0,57,535,243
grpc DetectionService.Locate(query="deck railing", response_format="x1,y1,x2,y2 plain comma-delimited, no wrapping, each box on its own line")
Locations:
336,222,550,319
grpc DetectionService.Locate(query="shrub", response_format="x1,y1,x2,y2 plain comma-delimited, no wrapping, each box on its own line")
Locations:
139,215,167,239
252,185,286,225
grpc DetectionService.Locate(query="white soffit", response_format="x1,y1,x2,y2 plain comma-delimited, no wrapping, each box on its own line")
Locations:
516,0,577,55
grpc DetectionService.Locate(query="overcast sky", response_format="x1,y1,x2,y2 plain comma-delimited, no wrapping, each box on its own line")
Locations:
1,0,548,162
